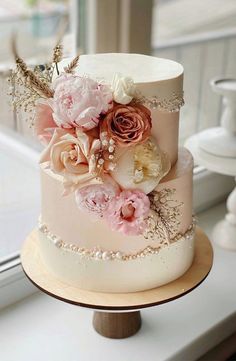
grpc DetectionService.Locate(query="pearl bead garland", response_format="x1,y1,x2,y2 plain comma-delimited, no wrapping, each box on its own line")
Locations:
38,217,195,262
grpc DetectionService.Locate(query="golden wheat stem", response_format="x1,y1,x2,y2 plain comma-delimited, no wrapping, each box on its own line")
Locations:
11,35,54,98
64,54,80,74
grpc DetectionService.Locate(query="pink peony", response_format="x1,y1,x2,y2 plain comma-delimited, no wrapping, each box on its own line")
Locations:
49,73,113,131
104,189,150,236
34,99,57,145
75,175,120,217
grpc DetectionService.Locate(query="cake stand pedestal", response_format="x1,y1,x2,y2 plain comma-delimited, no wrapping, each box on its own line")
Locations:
21,227,213,339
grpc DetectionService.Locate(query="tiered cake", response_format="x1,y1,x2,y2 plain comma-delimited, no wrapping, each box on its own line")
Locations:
13,52,195,293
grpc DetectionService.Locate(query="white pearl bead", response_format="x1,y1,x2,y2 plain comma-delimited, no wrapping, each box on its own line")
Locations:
115,251,123,260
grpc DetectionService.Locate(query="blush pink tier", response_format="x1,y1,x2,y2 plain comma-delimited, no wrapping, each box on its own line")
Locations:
39,54,195,293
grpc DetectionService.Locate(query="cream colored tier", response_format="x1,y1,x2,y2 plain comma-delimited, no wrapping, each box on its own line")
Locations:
59,54,184,165
40,148,193,254
39,229,194,293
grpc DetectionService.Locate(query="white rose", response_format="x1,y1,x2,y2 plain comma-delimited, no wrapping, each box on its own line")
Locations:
111,73,137,105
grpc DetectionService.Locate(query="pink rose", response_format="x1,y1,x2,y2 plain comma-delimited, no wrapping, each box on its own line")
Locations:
75,175,120,217
104,189,150,236
100,102,152,147
34,100,57,145
49,73,113,131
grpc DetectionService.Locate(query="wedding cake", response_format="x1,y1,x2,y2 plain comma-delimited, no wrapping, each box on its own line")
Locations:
13,51,195,293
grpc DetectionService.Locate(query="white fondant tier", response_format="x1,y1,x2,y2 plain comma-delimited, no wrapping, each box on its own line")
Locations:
39,228,195,293
40,148,193,254
59,54,184,165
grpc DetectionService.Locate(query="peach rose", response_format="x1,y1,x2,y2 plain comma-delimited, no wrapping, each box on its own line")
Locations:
40,128,102,188
100,102,152,147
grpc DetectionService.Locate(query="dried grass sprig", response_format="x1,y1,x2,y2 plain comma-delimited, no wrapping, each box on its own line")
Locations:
12,35,54,98
52,17,69,74
64,54,80,74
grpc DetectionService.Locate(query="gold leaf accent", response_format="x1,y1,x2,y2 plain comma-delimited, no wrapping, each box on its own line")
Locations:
144,188,183,243
135,91,185,112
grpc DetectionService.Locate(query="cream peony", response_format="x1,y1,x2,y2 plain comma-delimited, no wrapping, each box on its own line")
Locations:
111,138,171,194
111,73,137,105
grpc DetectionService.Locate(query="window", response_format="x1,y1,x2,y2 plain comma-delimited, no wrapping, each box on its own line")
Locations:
0,0,78,307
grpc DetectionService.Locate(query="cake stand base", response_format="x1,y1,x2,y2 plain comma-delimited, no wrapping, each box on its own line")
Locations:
21,227,213,339
93,311,141,339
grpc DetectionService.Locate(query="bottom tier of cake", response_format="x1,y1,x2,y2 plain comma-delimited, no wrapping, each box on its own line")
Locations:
38,226,195,293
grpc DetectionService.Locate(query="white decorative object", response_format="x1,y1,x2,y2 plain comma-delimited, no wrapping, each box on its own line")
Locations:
111,73,137,104
198,78,236,158
185,134,236,251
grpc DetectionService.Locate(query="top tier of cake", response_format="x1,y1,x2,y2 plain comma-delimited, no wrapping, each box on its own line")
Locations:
59,54,184,165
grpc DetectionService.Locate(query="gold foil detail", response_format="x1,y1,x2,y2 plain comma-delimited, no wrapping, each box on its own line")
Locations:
136,91,184,112
144,188,183,243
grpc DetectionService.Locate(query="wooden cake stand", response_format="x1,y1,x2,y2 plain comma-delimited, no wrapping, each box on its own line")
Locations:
21,226,213,339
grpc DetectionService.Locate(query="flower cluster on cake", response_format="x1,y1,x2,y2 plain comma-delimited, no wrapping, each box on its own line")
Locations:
11,44,180,241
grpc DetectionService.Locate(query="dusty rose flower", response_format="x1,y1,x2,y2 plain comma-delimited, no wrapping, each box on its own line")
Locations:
34,100,57,145
49,73,113,131
100,102,152,147
75,175,120,217
39,128,102,188
104,189,150,236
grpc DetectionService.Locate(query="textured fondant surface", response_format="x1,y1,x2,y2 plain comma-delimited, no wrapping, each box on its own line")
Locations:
39,229,195,293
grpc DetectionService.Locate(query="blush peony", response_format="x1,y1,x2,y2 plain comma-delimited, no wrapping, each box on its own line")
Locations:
75,175,120,217
100,102,152,147
49,73,113,131
104,189,150,236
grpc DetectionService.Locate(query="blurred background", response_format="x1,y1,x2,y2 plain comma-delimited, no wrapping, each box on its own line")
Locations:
1,0,236,270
